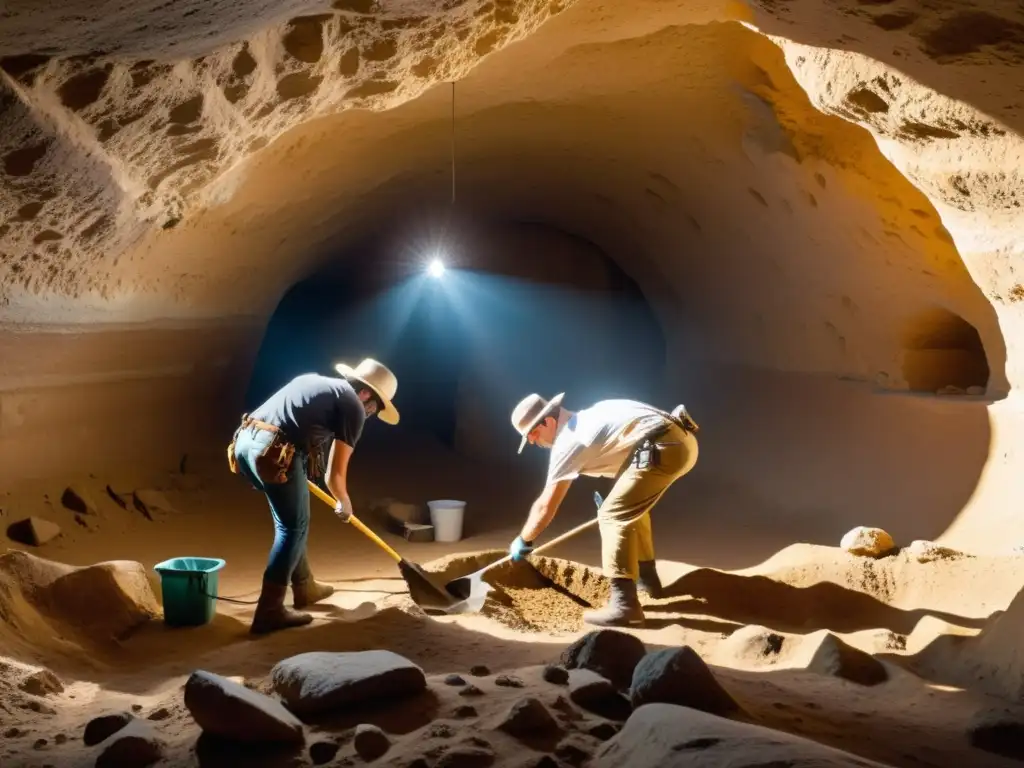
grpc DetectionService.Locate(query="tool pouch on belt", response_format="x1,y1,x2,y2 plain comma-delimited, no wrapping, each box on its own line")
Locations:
227,415,246,475
634,438,660,470
226,414,297,485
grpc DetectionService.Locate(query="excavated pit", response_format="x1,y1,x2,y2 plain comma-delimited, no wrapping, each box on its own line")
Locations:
427,551,612,633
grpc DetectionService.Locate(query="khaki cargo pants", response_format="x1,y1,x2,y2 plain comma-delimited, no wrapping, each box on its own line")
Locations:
599,421,699,580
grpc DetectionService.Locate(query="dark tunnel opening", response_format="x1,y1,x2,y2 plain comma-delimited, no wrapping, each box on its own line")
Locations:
245,218,667,461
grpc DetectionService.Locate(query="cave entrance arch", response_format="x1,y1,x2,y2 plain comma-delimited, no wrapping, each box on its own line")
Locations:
900,307,990,393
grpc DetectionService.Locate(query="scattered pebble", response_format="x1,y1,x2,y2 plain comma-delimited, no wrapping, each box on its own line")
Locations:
353,724,390,761
495,674,524,688
84,712,134,746
444,674,467,686
459,684,484,697
469,665,490,677
309,738,341,765
542,665,569,685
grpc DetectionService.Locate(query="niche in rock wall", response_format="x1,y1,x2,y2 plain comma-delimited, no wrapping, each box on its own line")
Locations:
900,307,989,394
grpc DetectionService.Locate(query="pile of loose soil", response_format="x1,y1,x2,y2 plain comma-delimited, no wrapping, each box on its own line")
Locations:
481,556,612,634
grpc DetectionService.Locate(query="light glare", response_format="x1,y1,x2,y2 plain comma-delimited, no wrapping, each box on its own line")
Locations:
428,258,445,278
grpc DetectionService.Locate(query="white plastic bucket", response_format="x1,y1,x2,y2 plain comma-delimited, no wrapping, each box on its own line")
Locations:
427,499,467,543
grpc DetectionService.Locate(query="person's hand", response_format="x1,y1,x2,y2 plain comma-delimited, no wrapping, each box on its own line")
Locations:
334,495,353,523
509,535,534,561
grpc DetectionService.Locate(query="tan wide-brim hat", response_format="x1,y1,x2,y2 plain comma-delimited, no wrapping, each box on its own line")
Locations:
335,358,400,425
510,392,565,453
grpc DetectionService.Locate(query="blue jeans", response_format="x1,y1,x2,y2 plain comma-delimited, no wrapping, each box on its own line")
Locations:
233,426,310,586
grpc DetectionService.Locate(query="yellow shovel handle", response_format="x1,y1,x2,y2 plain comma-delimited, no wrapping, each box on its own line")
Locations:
307,480,403,564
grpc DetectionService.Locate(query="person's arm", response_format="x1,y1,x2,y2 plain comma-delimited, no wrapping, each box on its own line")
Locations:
519,479,573,542
325,392,365,520
325,439,354,517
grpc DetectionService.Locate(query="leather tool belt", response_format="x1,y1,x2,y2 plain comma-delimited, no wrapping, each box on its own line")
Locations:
629,404,700,471
227,414,297,485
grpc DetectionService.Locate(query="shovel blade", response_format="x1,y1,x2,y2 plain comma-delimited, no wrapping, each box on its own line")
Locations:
398,560,459,611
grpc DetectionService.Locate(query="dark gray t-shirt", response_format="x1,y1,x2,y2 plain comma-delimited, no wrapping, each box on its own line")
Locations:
249,374,366,458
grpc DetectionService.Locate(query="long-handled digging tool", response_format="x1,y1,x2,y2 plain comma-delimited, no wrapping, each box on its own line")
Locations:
442,491,605,613
306,480,458,612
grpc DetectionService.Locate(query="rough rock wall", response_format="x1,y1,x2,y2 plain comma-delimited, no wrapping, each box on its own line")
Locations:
1,0,1024,545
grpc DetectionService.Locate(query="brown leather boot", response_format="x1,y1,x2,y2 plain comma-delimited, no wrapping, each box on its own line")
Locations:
291,554,335,609
637,560,665,599
583,578,645,628
250,580,313,635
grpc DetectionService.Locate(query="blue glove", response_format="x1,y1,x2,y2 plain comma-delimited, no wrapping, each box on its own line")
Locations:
509,536,535,561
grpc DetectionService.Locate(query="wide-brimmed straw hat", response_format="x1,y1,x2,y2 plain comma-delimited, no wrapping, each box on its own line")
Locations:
510,392,565,453
335,358,400,425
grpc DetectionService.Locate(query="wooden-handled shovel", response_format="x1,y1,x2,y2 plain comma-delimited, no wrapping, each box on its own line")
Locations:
443,491,605,604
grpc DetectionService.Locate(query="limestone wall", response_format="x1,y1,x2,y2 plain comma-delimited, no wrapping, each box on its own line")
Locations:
2,0,1024,546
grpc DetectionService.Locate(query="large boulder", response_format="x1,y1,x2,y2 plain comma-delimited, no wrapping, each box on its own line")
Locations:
184,669,304,743
271,650,427,717
629,647,741,717
560,629,646,690
591,703,890,767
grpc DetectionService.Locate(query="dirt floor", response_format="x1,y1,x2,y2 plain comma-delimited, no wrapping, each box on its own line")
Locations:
2,447,1024,768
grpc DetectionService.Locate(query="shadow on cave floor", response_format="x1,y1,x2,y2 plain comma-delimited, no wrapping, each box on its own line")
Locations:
648,568,990,635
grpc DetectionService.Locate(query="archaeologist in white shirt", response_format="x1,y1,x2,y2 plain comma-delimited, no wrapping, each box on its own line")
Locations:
508,393,700,627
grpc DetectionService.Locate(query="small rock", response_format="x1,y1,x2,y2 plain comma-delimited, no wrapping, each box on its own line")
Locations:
146,708,171,722
271,650,427,716
459,684,484,697
630,647,742,716
496,697,561,739
906,540,968,563
94,719,165,768
55,734,68,744
33,738,47,749
567,669,632,721
61,486,98,515
495,674,524,688
19,669,64,697
542,665,569,685
470,665,490,677
184,669,304,743
804,633,888,686
454,704,478,718
444,674,467,687
722,625,785,662
131,704,143,713
429,723,455,738
133,489,176,517
436,745,496,768
966,385,986,396
840,526,895,557
22,697,57,715
587,721,620,740
561,630,646,690
556,734,592,766
353,724,390,761
84,712,134,746
6,516,62,546
5,727,23,737
309,738,341,764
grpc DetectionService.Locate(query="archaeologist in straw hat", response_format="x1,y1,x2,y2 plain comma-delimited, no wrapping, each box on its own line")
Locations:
228,358,400,634
508,392,699,627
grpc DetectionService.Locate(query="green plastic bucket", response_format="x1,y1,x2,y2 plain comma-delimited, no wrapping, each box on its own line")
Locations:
153,557,226,627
